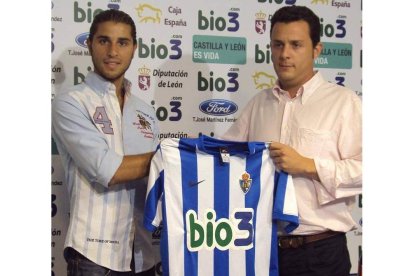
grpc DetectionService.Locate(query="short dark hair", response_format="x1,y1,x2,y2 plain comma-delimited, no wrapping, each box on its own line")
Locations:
270,6,320,48
89,9,137,45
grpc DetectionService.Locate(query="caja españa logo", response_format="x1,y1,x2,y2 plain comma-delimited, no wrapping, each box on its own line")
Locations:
311,0,328,4
76,32,89,48
135,4,162,23
252,71,276,90
199,99,238,116
312,0,351,8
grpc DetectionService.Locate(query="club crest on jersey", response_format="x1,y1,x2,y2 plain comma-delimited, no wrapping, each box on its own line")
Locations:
133,111,154,139
239,172,252,194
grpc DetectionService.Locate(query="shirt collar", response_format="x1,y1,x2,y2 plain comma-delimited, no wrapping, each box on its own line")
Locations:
272,71,324,104
84,71,132,97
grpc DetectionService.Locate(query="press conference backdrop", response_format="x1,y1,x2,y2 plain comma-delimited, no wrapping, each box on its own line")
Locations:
51,0,362,275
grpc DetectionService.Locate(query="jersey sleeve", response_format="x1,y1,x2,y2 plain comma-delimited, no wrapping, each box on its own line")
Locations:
52,93,122,187
144,146,164,232
272,171,299,233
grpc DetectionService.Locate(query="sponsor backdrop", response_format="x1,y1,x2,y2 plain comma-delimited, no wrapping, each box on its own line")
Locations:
52,0,362,275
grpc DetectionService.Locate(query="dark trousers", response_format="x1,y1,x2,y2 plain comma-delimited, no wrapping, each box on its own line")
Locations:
66,247,155,276
278,233,351,276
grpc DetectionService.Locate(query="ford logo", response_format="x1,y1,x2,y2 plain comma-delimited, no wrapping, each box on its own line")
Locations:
75,32,89,48
199,99,238,116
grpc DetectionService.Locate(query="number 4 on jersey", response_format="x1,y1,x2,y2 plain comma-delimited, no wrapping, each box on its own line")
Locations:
93,106,114,134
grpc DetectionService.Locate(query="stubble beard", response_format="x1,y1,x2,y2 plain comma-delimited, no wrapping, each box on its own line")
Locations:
93,60,129,83
90,51,133,83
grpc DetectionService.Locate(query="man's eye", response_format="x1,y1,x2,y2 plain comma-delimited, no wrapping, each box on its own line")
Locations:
272,42,282,48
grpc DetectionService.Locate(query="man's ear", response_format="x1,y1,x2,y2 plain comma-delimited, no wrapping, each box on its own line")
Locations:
313,42,323,60
132,43,137,58
86,38,92,53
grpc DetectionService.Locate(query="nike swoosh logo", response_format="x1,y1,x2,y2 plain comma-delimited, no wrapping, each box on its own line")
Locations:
189,179,205,186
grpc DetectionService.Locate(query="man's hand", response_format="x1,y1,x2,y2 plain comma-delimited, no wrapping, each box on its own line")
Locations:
269,142,320,181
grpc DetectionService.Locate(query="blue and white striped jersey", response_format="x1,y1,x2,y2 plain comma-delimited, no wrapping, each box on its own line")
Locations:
52,72,159,272
144,136,298,276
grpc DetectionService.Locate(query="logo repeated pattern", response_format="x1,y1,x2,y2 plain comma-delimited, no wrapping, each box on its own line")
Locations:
52,1,362,275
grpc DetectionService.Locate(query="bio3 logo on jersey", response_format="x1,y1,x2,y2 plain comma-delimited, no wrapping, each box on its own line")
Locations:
75,32,89,48
198,8,240,32
199,99,238,116
138,37,182,60
198,69,239,93
186,208,254,251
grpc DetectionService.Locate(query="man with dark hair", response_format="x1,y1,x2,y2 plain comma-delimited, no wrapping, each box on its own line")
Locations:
222,5,361,276
52,9,158,275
